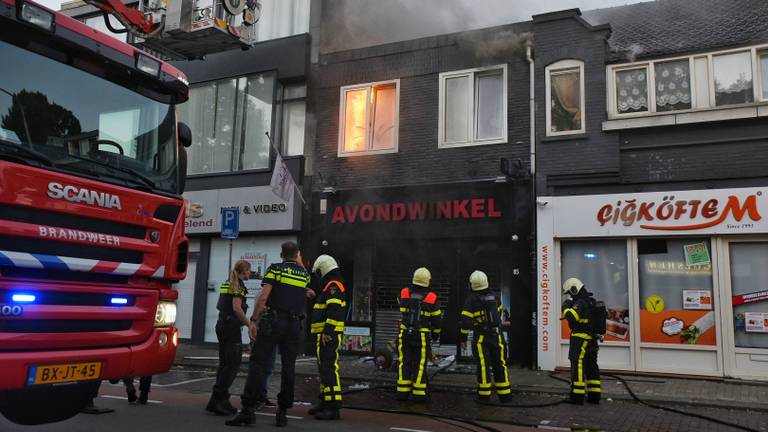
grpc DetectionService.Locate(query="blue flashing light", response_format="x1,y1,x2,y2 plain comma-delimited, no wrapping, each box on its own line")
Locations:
110,297,129,305
11,294,36,303
583,252,598,260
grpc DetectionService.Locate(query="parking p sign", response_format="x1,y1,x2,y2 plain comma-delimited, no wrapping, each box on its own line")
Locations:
220,207,239,239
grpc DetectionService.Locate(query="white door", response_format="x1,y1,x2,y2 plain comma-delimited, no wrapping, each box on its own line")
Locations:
721,240,768,380
175,254,197,339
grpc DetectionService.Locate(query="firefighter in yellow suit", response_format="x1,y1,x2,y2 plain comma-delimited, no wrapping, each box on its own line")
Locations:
308,255,347,420
459,271,511,402
561,277,601,405
396,267,442,402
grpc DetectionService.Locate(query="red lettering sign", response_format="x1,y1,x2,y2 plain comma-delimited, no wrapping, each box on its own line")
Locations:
596,194,762,231
329,198,504,224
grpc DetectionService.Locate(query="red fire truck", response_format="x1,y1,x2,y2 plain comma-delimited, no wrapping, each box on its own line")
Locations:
0,0,191,424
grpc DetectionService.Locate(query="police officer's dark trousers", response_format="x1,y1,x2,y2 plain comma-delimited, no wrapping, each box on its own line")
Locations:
397,330,431,400
316,333,342,408
242,314,301,409
474,331,511,399
213,318,242,401
568,336,600,403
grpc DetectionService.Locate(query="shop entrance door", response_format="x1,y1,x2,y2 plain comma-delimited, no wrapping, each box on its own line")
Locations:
634,238,723,376
721,240,768,379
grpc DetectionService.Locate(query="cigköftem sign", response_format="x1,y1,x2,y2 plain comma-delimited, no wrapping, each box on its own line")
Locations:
183,186,299,234
546,187,767,237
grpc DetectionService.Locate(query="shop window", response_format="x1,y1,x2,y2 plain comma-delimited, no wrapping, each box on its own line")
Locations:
339,81,399,156
439,65,507,148
713,51,754,106
545,60,585,136
729,243,768,349
638,238,716,346
276,84,306,157
561,240,630,342
615,67,649,114
177,72,275,175
654,59,692,112
351,246,373,322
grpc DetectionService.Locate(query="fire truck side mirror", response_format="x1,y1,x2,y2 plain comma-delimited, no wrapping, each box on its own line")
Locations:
178,122,192,148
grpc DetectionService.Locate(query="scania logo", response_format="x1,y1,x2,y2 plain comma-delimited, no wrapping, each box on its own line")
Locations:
0,304,23,316
47,182,122,210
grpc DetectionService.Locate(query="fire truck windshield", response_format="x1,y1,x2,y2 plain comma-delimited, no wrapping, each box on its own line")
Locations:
0,39,179,195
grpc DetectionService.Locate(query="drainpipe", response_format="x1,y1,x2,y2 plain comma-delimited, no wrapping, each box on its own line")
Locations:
525,40,537,369
526,42,535,176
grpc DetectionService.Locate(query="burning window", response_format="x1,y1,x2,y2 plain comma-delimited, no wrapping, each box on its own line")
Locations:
439,64,507,148
546,60,585,136
339,81,399,156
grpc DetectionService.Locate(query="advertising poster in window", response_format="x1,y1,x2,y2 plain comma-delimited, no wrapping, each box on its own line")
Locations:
683,290,713,310
638,238,717,345
240,252,268,296
341,326,372,353
744,312,768,333
684,242,711,266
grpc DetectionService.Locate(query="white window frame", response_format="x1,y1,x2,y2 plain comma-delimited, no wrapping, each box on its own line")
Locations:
607,44,767,120
337,79,400,157
757,49,768,102
545,60,586,136
438,64,508,148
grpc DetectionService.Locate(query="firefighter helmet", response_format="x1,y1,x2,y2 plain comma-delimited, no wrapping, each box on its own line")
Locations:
312,254,338,277
562,277,584,296
469,270,489,291
412,267,431,288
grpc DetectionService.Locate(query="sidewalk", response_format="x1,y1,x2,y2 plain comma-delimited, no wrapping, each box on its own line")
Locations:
174,343,768,412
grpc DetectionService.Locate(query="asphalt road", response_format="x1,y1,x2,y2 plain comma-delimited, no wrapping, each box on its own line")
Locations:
0,369,533,432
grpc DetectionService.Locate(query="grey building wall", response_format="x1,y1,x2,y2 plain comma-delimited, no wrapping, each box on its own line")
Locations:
312,23,533,192
533,9,768,197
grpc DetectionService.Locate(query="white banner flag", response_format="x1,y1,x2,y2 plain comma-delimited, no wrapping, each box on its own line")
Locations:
270,153,295,202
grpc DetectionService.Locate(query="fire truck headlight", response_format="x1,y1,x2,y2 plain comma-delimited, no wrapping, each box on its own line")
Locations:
154,301,177,328
19,2,55,31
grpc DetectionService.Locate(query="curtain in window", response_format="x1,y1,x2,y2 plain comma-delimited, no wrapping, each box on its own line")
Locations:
550,70,581,132
655,60,691,112
444,76,469,143
713,52,754,106
476,72,503,140
616,68,648,114
343,88,367,152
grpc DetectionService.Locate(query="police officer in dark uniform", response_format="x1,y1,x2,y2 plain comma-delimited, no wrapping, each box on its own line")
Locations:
561,277,604,405
207,260,253,415
396,267,442,402
227,242,313,427
308,254,347,420
459,271,511,402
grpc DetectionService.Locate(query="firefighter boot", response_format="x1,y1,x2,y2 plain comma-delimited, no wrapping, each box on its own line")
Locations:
138,392,149,405
314,407,341,420
276,407,288,427
126,388,137,404
225,408,256,427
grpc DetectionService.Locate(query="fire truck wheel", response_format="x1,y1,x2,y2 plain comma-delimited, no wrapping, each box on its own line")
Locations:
0,381,100,425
